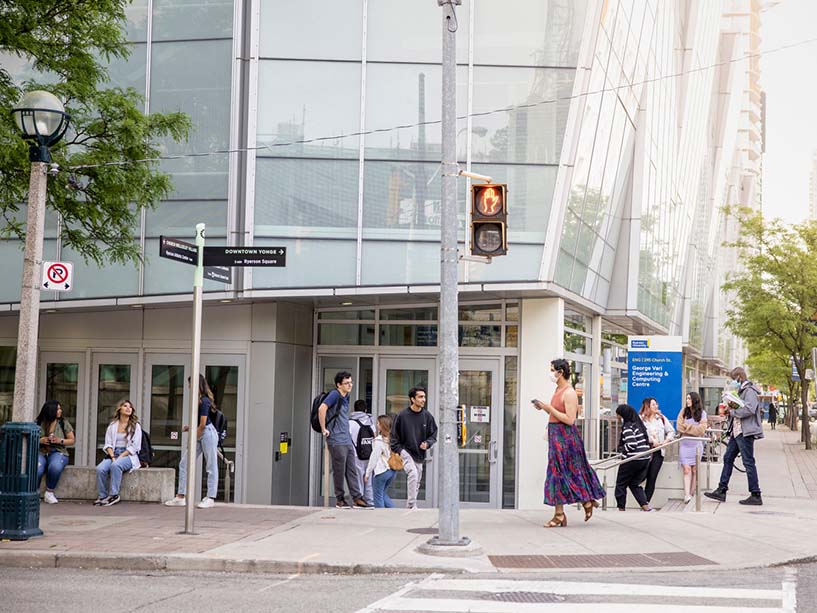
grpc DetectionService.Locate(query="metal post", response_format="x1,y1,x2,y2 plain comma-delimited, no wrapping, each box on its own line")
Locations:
184,223,205,534
323,441,330,507
602,473,608,511
12,162,48,422
431,0,467,548
695,449,701,512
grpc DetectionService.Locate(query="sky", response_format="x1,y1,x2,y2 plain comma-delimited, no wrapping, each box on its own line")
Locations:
761,0,817,224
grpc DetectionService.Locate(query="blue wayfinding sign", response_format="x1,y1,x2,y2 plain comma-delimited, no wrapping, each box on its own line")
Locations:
627,336,683,423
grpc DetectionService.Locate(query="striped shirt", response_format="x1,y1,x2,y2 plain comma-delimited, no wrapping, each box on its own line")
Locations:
619,423,650,460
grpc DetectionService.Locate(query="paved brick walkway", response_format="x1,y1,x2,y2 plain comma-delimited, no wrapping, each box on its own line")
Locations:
0,502,314,555
779,426,817,499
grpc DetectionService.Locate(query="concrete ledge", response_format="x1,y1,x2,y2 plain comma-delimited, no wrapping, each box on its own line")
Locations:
41,466,174,503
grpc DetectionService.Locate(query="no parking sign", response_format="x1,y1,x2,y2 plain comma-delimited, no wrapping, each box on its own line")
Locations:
41,261,74,291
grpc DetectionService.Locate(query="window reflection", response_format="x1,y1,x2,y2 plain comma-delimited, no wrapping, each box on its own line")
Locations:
149,365,185,447
0,347,15,426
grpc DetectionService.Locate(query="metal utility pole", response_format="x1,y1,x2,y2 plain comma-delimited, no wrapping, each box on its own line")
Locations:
431,0,468,549
11,163,47,422
184,223,205,534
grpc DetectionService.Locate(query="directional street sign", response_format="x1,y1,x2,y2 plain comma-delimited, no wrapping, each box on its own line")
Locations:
41,261,73,291
204,266,232,284
159,236,232,284
159,235,197,265
203,246,286,267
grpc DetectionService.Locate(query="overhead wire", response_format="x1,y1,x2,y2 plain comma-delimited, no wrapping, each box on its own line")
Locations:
63,34,817,173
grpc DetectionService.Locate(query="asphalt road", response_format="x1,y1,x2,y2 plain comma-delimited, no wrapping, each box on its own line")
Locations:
2,562,814,612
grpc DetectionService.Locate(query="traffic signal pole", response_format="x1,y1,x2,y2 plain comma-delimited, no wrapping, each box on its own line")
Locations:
430,0,469,550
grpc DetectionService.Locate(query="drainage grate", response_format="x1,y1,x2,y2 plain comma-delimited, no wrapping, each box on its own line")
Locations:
485,592,565,604
489,551,716,569
406,527,439,535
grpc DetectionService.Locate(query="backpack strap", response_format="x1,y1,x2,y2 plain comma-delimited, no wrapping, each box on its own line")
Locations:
325,393,343,428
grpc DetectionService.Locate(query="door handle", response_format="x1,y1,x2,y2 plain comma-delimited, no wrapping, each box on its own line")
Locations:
489,440,498,464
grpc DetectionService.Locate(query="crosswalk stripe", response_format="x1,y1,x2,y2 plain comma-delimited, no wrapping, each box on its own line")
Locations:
422,579,783,601
370,600,784,613
360,576,792,613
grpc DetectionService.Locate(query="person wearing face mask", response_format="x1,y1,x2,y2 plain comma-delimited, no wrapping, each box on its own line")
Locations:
533,359,605,527
705,367,764,505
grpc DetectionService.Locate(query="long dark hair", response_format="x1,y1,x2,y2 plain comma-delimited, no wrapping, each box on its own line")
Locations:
198,374,216,408
616,404,648,439
683,391,703,422
35,400,60,428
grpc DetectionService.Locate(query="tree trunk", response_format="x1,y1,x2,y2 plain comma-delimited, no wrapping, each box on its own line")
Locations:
787,382,798,431
801,379,811,450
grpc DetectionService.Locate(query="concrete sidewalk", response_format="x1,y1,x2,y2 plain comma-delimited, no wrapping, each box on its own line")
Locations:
2,426,816,575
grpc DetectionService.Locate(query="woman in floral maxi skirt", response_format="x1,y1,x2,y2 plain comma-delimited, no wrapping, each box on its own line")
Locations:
533,359,605,527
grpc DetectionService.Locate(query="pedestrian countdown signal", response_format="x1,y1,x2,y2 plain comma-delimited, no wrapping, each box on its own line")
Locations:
470,183,507,257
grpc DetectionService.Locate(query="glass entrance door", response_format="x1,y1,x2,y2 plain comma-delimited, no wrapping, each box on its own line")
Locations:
90,353,138,465
458,359,502,508
377,358,436,507
143,353,190,483
202,355,244,503
39,352,86,466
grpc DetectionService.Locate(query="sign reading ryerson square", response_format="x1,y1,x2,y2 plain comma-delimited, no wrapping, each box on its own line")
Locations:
626,336,683,420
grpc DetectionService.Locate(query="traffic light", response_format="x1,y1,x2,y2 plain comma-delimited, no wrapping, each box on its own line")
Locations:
470,183,507,257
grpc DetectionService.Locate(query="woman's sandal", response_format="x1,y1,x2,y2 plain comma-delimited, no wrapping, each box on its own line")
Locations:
582,500,600,522
545,512,567,528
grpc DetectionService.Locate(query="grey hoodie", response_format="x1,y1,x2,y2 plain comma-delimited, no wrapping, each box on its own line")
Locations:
729,380,764,439
349,411,374,449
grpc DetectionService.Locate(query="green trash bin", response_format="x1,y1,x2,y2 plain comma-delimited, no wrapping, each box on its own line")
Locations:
0,422,43,540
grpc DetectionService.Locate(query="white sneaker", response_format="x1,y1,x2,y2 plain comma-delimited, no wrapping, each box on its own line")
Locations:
164,497,186,506
197,497,215,509
44,491,58,504
684,495,692,504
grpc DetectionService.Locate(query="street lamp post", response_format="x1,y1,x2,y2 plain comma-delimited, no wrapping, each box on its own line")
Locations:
0,91,69,541
9,91,70,422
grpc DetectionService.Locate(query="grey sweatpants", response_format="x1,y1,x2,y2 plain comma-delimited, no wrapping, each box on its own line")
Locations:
355,457,373,505
329,444,363,501
400,450,424,508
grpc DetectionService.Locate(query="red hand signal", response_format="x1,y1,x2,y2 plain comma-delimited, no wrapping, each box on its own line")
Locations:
482,187,500,214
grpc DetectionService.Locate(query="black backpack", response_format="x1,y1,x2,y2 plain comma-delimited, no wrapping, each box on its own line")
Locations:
138,429,154,467
352,418,374,461
210,407,228,450
310,391,342,433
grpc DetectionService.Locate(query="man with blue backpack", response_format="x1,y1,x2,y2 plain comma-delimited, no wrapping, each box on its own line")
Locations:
317,371,369,509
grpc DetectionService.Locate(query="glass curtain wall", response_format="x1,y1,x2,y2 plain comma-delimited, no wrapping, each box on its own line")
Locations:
555,0,723,331
253,0,588,290
0,1,234,302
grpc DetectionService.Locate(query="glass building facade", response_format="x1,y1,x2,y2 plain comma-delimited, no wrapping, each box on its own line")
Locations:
0,1,762,507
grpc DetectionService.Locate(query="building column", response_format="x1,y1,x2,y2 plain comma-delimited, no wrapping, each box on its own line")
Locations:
589,315,602,460
518,297,564,510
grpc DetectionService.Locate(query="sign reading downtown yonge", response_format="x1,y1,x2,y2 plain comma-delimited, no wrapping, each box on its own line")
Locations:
626,335,683,421
203,246,286,267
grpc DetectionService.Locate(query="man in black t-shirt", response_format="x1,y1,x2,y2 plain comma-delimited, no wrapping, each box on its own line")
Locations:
390,387,437,509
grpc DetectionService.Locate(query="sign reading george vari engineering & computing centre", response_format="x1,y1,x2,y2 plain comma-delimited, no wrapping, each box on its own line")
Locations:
626,336,683,420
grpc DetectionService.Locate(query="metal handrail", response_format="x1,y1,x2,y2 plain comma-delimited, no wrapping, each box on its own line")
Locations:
591,434,712,512
216,449,235,503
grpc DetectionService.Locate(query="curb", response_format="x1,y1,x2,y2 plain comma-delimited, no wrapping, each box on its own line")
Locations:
0,550,464,576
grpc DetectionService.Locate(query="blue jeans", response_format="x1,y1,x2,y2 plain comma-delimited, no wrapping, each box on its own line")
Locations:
178,424,219,499
37,450,69,491
719,434,760,494
96,447,133,497
373,469,397,508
